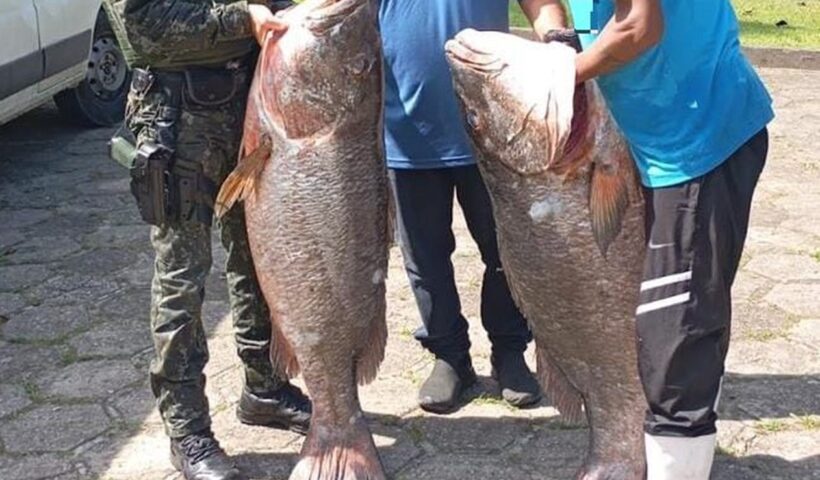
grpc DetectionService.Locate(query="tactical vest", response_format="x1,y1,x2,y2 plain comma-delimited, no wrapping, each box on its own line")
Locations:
102,0,256,70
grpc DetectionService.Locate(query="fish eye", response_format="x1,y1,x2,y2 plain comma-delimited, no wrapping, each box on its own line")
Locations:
349,56,370,75
466,110,481,130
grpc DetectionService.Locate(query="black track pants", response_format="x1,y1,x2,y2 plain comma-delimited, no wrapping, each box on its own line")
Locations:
637,129,769,438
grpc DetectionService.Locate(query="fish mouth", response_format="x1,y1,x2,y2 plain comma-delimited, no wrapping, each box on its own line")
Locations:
445,29,505,75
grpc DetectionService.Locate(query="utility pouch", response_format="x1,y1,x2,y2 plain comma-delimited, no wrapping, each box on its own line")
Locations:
172,158,218,225
183,65,247,107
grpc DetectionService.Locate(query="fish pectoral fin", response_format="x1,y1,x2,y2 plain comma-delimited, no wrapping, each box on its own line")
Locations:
535,345,585,425
214,136,273,218
589,149,638,258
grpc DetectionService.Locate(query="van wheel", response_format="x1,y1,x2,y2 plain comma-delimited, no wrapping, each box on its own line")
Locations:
54,10,130,127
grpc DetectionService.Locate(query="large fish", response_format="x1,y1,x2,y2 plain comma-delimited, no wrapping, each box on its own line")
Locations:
216,0,389,478
446,30,647,479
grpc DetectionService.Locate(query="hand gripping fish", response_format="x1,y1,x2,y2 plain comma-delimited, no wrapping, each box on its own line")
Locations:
446,30,648,479
216,1,390,479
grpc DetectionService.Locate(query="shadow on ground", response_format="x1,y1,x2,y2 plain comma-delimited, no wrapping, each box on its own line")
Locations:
720,373,820,421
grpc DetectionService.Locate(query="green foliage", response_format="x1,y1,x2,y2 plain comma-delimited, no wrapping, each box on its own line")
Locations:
509,0,820,48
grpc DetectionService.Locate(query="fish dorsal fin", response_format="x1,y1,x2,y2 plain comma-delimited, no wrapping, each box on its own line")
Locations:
588,106,640,257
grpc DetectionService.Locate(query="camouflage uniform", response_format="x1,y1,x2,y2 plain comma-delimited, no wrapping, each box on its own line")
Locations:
103,0,293,439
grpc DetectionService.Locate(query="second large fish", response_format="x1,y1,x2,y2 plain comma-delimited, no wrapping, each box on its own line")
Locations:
446,30,648,479
216,0,389,478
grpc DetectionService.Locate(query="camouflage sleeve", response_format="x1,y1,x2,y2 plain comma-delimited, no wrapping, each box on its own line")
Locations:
121,0,253,57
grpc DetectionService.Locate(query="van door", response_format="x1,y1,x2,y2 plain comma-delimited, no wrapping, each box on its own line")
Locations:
0,0,41,101
33,0,99,82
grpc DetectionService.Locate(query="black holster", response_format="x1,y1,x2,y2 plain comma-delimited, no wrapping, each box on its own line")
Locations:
132,141,174,226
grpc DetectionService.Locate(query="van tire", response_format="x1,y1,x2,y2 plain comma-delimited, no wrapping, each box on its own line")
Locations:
54,10,130,127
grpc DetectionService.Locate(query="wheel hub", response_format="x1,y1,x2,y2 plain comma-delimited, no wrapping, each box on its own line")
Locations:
86,36,127,100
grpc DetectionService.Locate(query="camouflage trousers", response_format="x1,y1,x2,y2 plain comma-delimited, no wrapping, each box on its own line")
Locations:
128,69,283,439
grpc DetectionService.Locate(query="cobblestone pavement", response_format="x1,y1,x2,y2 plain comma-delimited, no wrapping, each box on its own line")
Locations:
0,67,818,480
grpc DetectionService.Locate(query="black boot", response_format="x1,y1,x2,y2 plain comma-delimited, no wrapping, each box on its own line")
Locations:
236,383,312,435
170,429,245,480
491,351,542,408
418,357,477,414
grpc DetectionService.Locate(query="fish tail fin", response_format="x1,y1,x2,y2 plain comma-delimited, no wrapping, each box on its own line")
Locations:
356,315,387,386
535,344,585,425
214,137,272,218
290,416,386,480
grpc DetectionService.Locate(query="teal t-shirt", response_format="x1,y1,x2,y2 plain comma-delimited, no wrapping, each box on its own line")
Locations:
571,0,774,187
378,0,511,169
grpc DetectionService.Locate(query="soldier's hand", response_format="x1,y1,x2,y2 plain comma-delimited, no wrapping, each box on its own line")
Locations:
249,4,289,46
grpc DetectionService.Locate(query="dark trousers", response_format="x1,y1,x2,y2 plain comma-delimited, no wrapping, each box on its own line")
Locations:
389,165,531,366
637,129,769,438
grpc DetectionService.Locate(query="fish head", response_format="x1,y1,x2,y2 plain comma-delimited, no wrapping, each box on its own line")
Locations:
447,30,643,258
256,0,381,140
445,29,577,181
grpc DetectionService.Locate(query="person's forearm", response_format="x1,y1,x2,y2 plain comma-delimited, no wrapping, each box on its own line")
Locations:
575,0,663,83
519,0,568,39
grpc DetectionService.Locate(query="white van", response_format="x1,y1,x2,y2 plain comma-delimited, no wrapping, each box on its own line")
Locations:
0,0,130,127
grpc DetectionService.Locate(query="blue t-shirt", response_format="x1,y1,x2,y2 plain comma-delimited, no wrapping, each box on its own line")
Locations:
572,0,774,187
379,0,511,169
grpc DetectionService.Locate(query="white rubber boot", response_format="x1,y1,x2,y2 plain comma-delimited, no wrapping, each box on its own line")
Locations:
645,433,717,480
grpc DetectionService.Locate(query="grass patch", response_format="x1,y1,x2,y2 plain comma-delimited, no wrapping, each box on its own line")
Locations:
22,381,44,403
715,444,738,457
746,329,783,342
471,393,510,409
398,325,414,339
509,2,528,30
735,0,820,48
509,0,820,49
404,369,423,386
792,413,820,430
540,418,587,430
754,418,790,434
407,423,425,445
60,347,79,366
811,250,820,263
